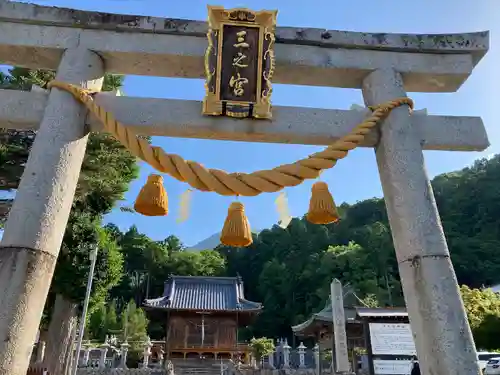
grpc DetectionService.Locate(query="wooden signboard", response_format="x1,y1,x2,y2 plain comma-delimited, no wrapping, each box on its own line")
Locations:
203,6,277,119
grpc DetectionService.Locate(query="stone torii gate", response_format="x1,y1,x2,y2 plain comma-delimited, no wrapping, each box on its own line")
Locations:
0,2,490,375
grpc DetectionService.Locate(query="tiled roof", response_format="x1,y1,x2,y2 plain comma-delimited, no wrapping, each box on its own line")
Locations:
356,307,407,318
143,276,262,312
291,296,408,334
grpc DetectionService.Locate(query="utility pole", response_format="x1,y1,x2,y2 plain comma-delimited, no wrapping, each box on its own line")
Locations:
384,271,394,306
71,245,98,375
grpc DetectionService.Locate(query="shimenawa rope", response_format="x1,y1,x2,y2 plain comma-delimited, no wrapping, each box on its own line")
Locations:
46,81,413,197
46,80,413,247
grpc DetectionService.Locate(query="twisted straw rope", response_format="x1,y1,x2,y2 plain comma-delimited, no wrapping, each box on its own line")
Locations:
47,81,413,197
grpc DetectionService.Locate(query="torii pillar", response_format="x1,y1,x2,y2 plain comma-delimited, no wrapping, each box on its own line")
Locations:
0,48,104,375
362,69,480,375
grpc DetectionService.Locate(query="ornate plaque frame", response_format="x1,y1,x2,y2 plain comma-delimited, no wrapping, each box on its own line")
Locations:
202,6,277,119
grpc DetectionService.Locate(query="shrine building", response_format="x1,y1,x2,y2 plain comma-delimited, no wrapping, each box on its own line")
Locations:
292,292,409,375
143,275,262,361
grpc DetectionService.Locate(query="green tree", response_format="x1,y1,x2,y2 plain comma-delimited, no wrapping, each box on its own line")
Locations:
106,300,120,335
86,300,122,343
474,314,500,351
107,225,171,306
121,300,149,367
167,250,226,277
360,294,380,308
249,337,275,364
87,304,107,342
460,285,500,350
0,68,135,220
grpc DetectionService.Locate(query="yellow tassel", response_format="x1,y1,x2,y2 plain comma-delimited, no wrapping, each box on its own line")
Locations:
220,202,253,247
306,181,340,224
133,174,169,216
177,189,193,224
275,191,292,229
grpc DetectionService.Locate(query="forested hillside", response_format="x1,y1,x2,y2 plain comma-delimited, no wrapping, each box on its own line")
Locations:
89,154,500,346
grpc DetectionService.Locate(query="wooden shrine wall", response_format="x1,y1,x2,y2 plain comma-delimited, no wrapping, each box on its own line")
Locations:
168,315,238,348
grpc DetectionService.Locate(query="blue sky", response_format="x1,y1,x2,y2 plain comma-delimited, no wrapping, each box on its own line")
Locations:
3,0,499,247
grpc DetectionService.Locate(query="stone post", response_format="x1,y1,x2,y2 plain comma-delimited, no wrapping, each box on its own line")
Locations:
362,68,480,375
0,48,104,375
250,354,257,369
268,350,275,369
330,279,351,374
82,348,91,367
142,337,153,368
99,344,109,369
313,344,320,375
158,348,165,367
298,342,306,368
119,341,129,368
35,341,46,363
282,339,291,369
166,359,174,375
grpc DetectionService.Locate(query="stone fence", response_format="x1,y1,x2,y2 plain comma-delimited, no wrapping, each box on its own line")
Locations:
75,370,165,375
264,340,322,371
74,339,325,370
32,337,333,372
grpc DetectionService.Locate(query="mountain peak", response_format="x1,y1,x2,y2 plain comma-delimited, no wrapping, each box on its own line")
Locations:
187,229,262,251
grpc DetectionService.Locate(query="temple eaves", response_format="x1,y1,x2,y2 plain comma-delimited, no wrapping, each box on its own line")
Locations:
143,275,262,313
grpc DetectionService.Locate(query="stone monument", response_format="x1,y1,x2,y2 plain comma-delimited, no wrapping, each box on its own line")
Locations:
330,279,352,375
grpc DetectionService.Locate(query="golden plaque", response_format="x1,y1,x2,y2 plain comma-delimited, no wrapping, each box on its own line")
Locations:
202,6,277,119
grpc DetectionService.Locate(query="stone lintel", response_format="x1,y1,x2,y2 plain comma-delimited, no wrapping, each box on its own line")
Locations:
0,1,489,92
0,89,489,152
0,1,489,64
